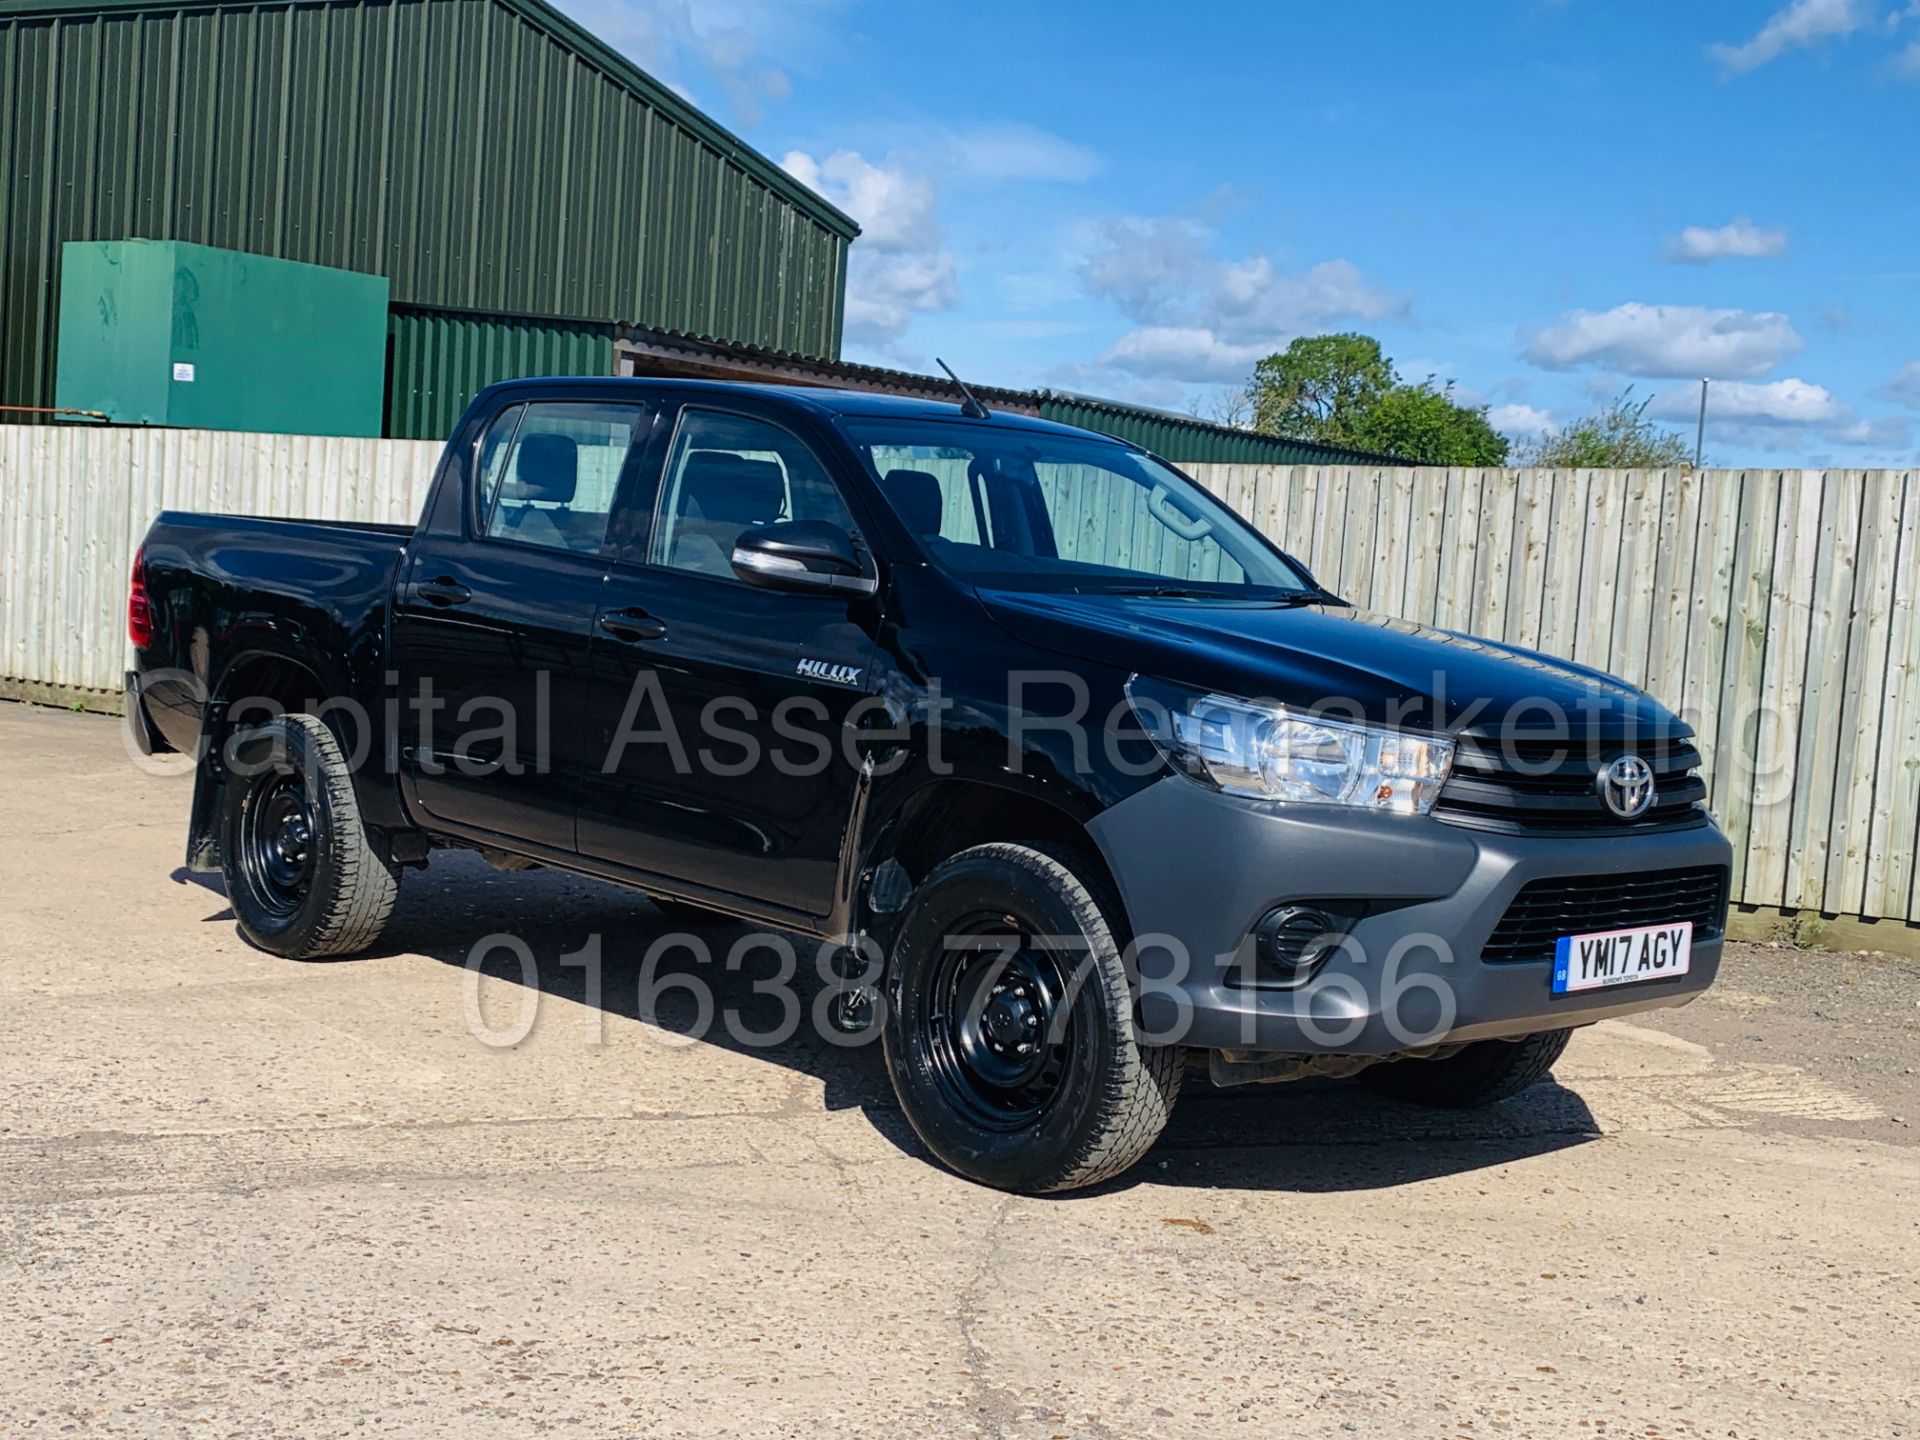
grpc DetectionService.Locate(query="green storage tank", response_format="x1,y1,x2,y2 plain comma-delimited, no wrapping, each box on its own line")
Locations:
55,240,389,436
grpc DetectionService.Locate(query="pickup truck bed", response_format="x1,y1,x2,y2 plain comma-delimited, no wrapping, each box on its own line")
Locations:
134,511,414,835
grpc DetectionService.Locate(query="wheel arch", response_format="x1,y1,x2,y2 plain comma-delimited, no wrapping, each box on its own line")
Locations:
855,773,1131,948
187,647,412,872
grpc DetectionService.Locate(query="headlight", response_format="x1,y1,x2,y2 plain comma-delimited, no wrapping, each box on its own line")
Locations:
1127,676,1454,814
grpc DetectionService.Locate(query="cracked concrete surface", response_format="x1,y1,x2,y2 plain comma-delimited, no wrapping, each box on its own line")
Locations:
2,704,1916,1437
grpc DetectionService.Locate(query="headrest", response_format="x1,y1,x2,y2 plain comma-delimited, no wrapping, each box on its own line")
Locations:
680,451,787,527
504,432,578,505
884,468,944,536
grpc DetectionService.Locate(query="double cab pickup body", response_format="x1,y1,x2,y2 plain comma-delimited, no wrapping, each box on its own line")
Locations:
127,378,1730,1191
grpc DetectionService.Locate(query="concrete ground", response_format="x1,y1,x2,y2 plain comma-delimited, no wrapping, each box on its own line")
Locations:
3,702,1915,1439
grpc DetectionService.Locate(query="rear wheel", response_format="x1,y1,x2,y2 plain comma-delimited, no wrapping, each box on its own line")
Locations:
1358,1029,1572,1108
882,842,1181,1193
220,714,399,959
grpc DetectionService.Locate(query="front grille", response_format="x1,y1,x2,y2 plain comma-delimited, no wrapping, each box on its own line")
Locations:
1434,732,1708,834
1483,866,1728,964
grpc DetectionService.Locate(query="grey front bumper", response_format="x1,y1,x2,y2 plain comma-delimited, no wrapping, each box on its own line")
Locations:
1087,776,1733,1056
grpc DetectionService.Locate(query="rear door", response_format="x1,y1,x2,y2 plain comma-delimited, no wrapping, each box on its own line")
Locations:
392,398,657,850
578,404,883,916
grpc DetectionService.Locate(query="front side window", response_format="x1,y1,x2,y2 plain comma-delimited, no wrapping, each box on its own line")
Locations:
650,410,864,579
848,420,1313,596
481,401,649,555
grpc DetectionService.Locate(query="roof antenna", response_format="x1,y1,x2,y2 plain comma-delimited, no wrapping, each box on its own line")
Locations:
935,357,991,419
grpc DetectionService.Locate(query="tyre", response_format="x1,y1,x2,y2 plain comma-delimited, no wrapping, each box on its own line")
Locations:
220,713,400,959
1358,1029,1572,1109
881,842,1182,1194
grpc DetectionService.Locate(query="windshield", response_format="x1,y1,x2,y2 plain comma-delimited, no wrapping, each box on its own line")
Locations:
844,419,1316,597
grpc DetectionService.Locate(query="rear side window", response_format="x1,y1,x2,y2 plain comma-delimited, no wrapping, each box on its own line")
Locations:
474,405,523,512
649,410,864,579
479,401,650,555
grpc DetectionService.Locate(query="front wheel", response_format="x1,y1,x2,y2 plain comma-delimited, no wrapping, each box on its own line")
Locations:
1357,1029,1572,1108
220,713,400,959
882,842,1181,1193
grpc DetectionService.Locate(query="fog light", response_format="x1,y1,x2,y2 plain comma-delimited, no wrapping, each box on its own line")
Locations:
1252,905,1345,982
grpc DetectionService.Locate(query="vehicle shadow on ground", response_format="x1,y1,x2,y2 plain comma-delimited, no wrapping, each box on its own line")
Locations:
170,867,234,922
186,850,1603,1194
1129,1077,1600,1194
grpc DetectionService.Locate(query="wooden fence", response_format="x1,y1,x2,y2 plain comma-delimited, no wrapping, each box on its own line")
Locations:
0,425,1914,923
0,425,442,702
1186,464,1919,926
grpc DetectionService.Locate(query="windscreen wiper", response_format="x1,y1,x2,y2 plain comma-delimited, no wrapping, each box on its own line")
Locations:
1099,584,1216,598
1100,584,1326,604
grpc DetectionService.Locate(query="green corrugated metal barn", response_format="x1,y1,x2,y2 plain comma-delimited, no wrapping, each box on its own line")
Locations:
0,0,857,433
0,0,1410,463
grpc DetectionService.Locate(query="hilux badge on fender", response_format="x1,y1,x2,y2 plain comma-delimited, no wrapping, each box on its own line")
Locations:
797,658,863,688
1597,754,1655,819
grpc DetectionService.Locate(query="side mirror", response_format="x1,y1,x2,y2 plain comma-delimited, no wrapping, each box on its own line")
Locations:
730,520,876,595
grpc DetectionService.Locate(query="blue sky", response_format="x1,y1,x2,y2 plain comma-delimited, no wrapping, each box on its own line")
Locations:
557,0,1920,465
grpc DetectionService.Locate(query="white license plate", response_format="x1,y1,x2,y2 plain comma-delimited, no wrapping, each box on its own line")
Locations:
1552,920,1693,994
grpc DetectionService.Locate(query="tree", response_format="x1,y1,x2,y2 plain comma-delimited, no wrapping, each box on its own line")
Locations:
1515,390,1693,468
1247,333,1394,441
1343,380,1512,466
1243,333,1510,465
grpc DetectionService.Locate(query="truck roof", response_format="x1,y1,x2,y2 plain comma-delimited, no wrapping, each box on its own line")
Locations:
475,375,1124,444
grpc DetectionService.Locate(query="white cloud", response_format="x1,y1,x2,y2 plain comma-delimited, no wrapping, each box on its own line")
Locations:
974,318,1088,342
1489,403,1556,439
1080,215,1406,382
1885,360,1920,407
1652,377,1844,426
1649,378,1913,453
1665,218,1789,264
1095,328,1274,384
842,251,960,347
828,119,1101,187
1708,0,1869,74
1522,303,1803,379
781,149,938,251
776,119,1097,349
1831,414,1914,447
1079,216,1215,325
558,0,825,127
1897,38,1920,74
936,123,1101,184
781,149,958,345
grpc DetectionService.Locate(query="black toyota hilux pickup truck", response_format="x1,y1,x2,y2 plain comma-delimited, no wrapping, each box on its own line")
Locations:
128,377,1729,1192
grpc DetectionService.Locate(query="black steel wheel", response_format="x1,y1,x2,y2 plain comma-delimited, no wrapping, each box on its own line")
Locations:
219,713,399,959
919,917,1078,1132
236,767,318,919
882,842,1182,1193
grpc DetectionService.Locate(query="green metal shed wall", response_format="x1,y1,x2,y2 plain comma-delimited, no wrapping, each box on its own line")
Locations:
1035,394,1413,467
0,0,853,418
386,305,614,440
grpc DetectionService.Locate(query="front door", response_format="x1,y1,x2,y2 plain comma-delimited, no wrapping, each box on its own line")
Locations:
392,398,656,849
578,406,882,916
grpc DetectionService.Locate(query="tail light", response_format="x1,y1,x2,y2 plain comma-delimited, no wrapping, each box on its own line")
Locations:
128,546,155,649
